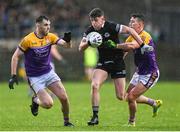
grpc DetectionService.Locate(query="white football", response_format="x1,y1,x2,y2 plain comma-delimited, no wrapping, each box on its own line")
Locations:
87,32,102,48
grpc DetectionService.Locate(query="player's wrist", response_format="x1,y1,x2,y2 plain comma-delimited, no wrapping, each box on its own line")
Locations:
140,43,145,48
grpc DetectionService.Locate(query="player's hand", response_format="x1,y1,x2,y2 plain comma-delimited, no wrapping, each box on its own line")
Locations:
62,32,71,43
8,75,18,89
60,59,68,65
140,44,154,54
105,40,116,48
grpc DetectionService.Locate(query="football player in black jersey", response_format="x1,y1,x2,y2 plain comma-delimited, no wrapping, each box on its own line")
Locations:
79,8,146,126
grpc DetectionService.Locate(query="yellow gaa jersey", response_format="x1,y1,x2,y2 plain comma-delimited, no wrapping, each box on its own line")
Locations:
19,32,60,77
125,30,159,74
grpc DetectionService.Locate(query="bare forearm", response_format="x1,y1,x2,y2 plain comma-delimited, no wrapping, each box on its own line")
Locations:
121,25,143,45
128,28,143,45
11,48,23,75
117,43,137,51
57,39,72,48
11,55,19,75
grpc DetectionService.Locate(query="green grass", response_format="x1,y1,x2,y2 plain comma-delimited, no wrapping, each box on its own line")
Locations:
0,81,180,131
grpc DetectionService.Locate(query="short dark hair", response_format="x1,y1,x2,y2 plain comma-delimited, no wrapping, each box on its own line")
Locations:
131,13,145,22
36,15,49,23
89,8,104,18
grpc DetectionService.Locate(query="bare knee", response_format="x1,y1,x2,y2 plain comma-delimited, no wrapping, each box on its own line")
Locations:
91,82,100,94
41,100,53,109
127,93,136,102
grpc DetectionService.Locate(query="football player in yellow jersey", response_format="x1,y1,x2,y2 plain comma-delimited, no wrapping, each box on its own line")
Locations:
8,16,74,126
116,13,162,126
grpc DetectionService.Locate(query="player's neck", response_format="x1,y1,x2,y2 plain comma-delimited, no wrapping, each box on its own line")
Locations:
35,29,44,39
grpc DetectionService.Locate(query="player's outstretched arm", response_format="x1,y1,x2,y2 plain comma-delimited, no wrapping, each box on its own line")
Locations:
120,25,144,46
51,45,63,61
117,41,153,54
58,32,72,48
117,41,139,51
120,25,154,53
9,48,23,89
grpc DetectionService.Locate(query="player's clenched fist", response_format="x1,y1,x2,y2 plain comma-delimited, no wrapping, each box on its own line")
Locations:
8,75,18,89
62,32,71,43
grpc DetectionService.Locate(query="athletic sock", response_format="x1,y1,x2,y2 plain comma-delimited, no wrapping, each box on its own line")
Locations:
64,117,69,123
148,98,156,106
129,116,135,123
92,106,99,117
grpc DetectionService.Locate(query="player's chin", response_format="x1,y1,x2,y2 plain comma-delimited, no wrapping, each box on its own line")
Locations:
93,26,100,31
44,32,49,36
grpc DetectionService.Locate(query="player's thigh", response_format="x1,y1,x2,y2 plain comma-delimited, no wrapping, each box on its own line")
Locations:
129,83,148,99
48,81,67,99
126,83,136,93
127,72,139,94
91,68,108,88
113,78,126,95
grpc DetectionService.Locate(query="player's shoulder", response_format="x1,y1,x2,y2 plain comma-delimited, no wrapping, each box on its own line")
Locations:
46,33,59,40
47,32,57,36
23,32,34,41
106,21,117,25
105,21,120,33
141,30,152,39
140,30,154,44
104,21,118,28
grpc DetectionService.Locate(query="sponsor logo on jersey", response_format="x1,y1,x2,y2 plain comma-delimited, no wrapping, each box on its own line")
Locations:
32,41,37,45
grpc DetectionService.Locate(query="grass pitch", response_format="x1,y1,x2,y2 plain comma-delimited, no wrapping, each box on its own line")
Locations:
0,81,180,131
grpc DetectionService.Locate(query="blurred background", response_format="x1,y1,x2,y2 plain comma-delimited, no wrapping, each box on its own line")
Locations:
0,0,180,82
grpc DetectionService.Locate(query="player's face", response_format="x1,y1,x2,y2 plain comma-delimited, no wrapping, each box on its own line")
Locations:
129,17,141,32
38,19,51,36
90,16,105,30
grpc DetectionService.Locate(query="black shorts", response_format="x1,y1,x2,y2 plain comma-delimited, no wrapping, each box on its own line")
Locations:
96,59,126,79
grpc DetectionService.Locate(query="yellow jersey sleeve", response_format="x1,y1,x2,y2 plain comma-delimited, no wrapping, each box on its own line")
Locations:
19,37,30,51
139,31,152,45
125,31,152,45
125,36,133,43
48,33,59,44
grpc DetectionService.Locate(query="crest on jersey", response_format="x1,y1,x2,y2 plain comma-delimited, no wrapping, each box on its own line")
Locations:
104,32,110,38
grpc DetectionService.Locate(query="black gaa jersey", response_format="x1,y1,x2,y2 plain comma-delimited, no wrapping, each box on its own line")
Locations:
83,21,124,62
